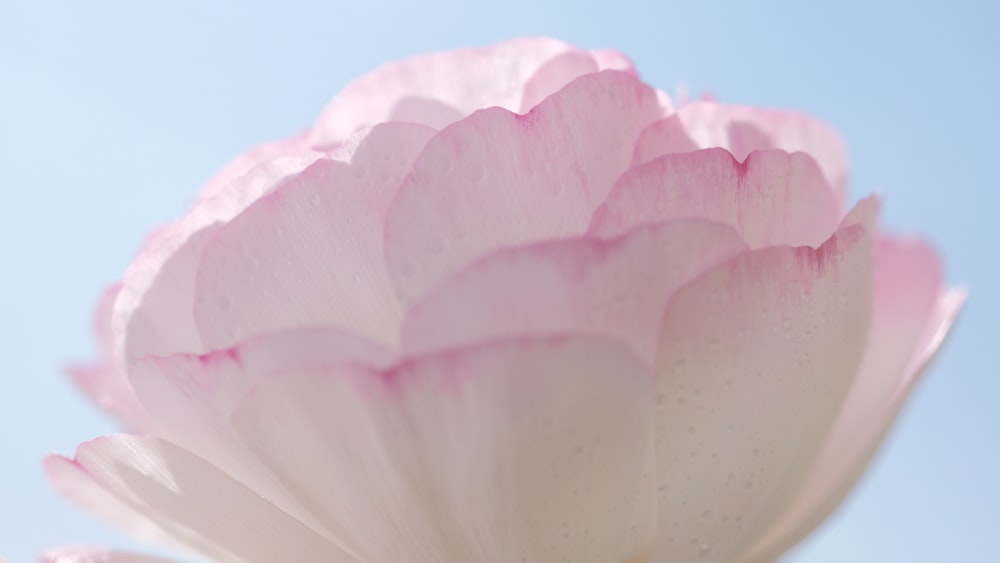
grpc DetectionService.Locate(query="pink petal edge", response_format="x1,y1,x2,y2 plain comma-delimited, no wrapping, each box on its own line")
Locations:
383,70,664,303
401,218,748,363
591,147,840,249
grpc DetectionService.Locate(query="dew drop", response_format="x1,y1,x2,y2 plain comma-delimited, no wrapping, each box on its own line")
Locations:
466,162,485,182
699,543,713,559
426,235,446,256
435,154,454,174
396,260,414,278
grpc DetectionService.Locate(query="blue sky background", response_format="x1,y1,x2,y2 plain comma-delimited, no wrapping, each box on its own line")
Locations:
1,1,996,561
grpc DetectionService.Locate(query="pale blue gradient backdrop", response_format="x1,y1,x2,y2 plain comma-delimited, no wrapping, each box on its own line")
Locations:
1,1,996,561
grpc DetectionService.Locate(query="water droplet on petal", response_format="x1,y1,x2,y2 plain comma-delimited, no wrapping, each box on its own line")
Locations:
699,543,713,559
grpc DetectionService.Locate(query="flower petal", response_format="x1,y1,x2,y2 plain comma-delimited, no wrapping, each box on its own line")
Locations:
518,49,599,112
631,115,700,165
114,120,420,363
193,122,434,349
114,152,323,362
231,335,657,563
41,548,179,563
384,70,664,303
49,436,359,563
129,326,393,538
44,457,182,554
196,133,313,201
841,194,880,233
588,48,639,74
67,285,151,430
308,37,632,147
636,102,850,208
590,148,839,249
402,219,747,362
739,238,966,562
649,224,874,561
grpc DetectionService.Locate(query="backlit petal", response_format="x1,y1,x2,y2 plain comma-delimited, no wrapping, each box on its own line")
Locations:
402,219,747,362
193,122,434,349
636,102,849,208
384,70,663,303
48,436,358,563
232,335,657,563
739,237,965,562
650,225,873,561
592,148,839,248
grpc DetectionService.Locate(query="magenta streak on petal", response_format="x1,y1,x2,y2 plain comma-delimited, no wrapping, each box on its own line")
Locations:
192,122,435,352
590,148,840,250
383,70,665,304
228,334,657,563
649,223,873,561
400,218,748,363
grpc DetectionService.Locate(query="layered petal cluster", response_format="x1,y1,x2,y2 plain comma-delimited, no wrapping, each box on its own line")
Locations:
51,37,963,563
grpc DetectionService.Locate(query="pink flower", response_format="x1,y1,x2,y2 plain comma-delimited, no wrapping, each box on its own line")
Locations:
49,37,963,563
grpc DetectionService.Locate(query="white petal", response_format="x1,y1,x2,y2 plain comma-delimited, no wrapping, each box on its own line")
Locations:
231,335,658,563
129,326,394,546
48,436,358,563
650,225,874,561
739,237,965,562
